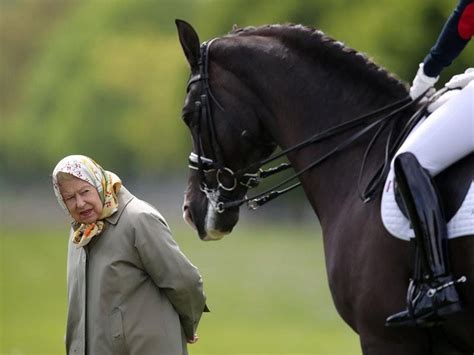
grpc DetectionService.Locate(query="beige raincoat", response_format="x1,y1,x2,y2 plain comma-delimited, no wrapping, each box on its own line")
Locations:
65,187,207,355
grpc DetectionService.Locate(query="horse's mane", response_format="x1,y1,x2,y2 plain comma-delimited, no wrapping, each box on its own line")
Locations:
229,24,408,96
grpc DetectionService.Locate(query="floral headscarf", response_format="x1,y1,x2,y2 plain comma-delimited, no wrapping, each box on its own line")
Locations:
52,155,122,248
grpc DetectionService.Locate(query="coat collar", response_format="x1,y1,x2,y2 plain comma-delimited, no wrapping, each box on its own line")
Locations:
105,186,134,225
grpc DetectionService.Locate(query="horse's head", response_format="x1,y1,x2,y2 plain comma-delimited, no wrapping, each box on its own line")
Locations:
176,20,276,240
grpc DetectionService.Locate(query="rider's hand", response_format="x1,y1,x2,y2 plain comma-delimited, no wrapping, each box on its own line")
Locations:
445,68,474,89
427,89,460,113
409,63,439,100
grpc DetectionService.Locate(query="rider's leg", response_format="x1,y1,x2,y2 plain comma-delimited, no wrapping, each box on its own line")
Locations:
385,82,473,327
385,152,463,327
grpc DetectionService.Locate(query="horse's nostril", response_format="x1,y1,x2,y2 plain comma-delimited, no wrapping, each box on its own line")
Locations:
182,204,197,230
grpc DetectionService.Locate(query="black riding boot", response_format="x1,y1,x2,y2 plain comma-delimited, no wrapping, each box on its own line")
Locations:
385,152,465,327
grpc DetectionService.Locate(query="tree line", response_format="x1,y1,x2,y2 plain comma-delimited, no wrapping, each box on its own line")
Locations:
1,0,472,182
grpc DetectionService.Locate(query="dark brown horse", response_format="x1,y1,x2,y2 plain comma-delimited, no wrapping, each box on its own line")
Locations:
175,20,474,354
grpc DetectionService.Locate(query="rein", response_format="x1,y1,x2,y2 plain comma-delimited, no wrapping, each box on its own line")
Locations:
187,39,432,213
223,96,429,210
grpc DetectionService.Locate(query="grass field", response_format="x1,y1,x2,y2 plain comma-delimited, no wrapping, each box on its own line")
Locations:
0,223,360,355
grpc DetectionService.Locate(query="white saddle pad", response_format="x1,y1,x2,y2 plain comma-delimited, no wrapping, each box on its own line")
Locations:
381,87,474,240
381,169,474,240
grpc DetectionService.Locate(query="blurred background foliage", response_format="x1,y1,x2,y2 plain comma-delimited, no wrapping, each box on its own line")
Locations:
1,0,472,183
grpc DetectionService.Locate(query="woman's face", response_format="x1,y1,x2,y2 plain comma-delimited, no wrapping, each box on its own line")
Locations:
59,175,103,224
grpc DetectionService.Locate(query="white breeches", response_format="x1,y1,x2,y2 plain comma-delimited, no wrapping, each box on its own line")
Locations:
393,81,474,176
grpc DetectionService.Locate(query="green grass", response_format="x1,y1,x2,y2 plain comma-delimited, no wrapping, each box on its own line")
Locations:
0,223,360,355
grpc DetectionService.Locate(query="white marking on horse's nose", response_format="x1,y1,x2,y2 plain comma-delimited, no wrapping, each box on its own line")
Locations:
204,198,226,240
203,230,225,241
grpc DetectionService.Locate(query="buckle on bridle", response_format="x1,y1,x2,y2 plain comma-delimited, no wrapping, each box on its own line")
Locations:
240,171,261,189
247,199,260,210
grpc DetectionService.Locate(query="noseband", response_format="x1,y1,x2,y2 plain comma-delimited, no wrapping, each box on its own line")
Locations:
186,39,434,213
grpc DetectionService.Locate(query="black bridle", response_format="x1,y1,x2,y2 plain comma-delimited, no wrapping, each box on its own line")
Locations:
186,39,264,213
186,39,431,213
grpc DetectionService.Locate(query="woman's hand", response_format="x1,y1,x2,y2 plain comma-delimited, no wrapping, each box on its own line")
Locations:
187,334,199,344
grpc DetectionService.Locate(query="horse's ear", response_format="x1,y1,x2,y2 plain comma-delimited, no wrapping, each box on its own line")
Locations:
175,19,200,71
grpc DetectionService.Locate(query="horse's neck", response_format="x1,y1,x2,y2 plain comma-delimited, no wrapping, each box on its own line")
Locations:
216,34,410,225
264,80,409,227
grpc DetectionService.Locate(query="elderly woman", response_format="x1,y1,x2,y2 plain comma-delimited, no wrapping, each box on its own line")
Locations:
52,155,208,355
